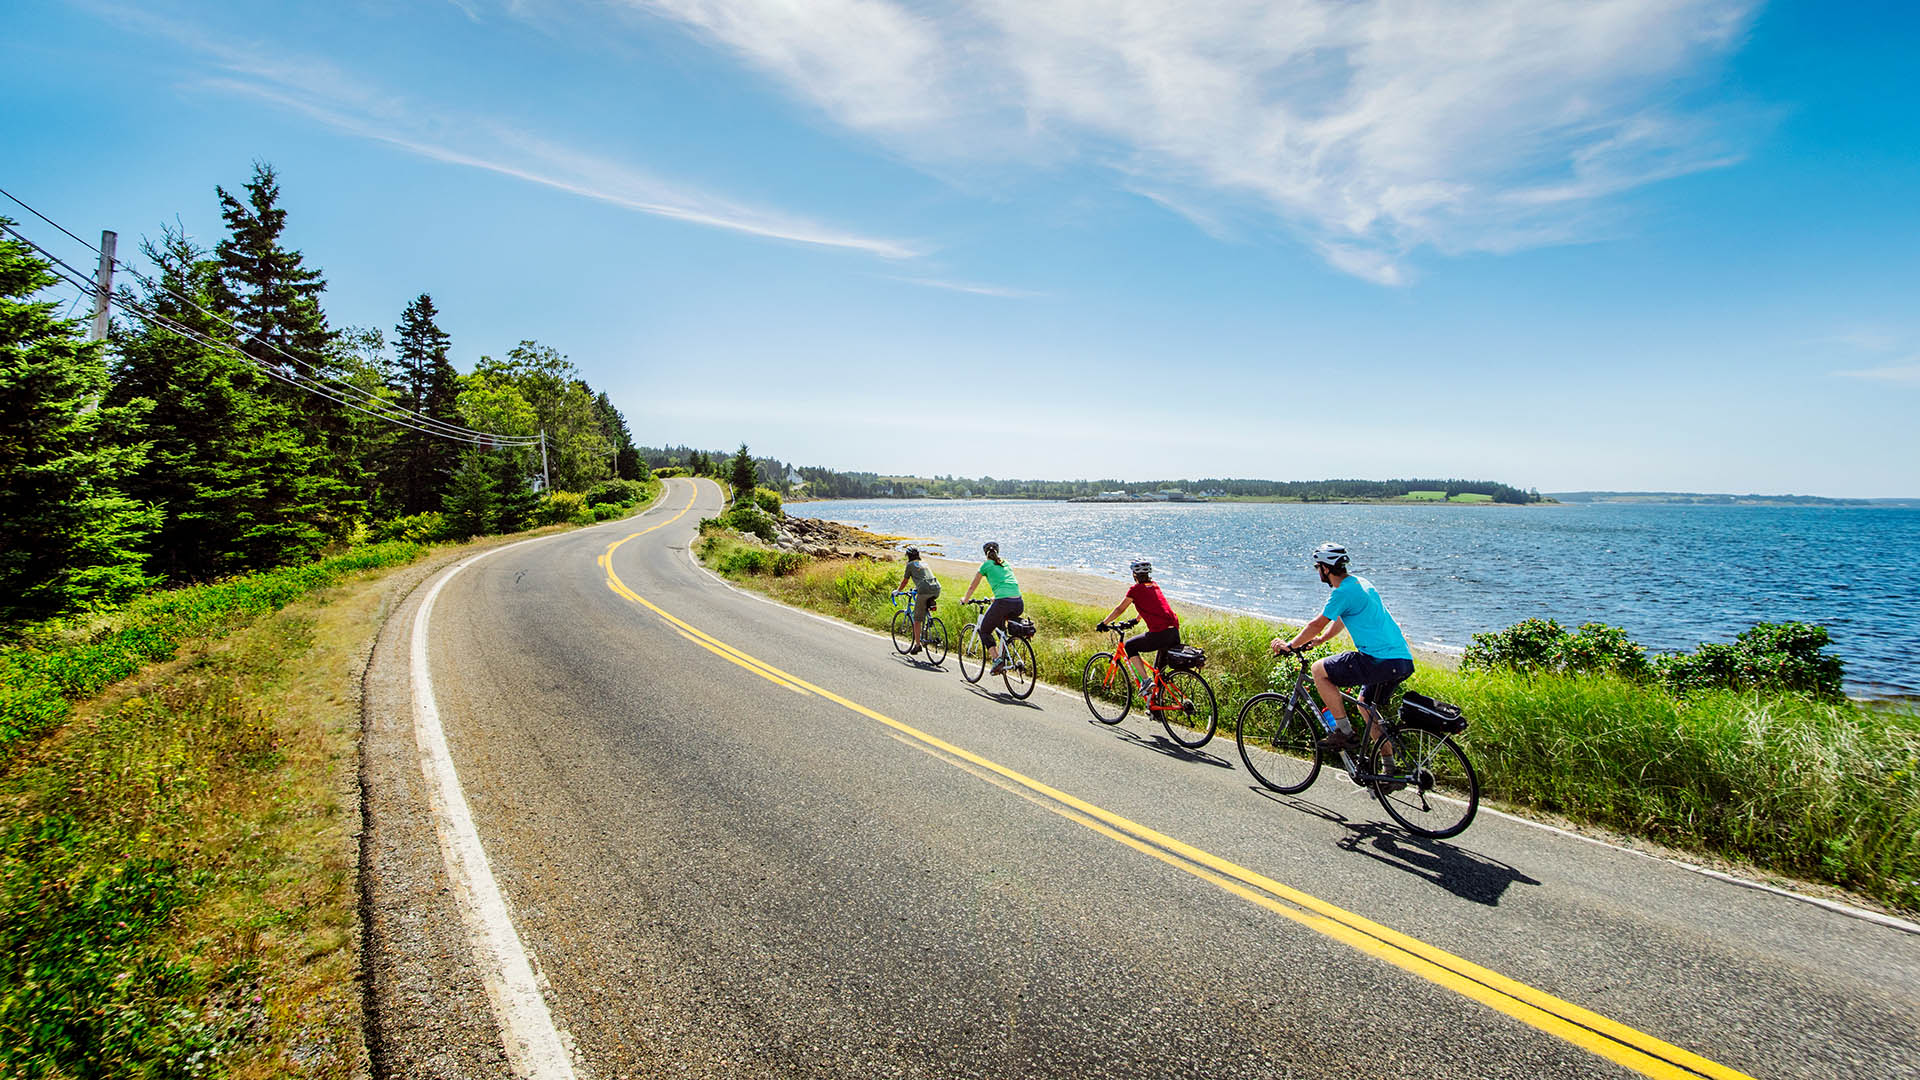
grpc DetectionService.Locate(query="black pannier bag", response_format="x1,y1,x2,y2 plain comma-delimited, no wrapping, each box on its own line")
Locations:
1399,690,1466,734
1005,617,1038,639
1164,645,1207,671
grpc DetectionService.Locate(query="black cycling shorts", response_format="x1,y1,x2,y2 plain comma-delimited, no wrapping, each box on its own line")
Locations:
1125,627,1182,672
979,596,1023,644
1321,651,1415,706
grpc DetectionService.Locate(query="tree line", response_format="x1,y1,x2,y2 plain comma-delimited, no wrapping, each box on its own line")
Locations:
0,163,644,629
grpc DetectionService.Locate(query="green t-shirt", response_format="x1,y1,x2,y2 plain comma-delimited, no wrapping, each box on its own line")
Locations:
978,560,1020,598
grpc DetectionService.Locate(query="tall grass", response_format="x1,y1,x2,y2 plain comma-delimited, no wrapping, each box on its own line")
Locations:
1,541,430,752
707,544,1920,911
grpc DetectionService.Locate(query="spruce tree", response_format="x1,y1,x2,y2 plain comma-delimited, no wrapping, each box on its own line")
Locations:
488,449,539,532
594,390,646,481
442,450,498,537
108,226,329,578
211,162,360,533
729,443,756,502
0,219,157,625
388,294,459,514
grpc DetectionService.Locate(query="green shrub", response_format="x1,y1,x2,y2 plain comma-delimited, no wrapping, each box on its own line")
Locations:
533,491,588,526
750,486,783,515
653,466,685,479
1655,621,1845,700
570,507,595,526
719,503,778,543
1463,618,1648,681
586,478,648,506
694,530,805,577
372,511,450,544
590,502,621,521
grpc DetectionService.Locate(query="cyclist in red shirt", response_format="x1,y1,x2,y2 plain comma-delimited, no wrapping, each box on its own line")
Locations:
1099,559,1182,689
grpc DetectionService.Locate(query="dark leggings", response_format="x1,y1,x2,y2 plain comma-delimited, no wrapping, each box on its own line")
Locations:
979,596,1024,647
1125,627,1182,672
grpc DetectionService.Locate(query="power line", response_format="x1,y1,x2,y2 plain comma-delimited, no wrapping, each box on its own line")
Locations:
0,210,543,448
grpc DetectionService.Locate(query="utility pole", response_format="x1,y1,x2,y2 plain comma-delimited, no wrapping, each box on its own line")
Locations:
539,430,551,493
89,230,116,342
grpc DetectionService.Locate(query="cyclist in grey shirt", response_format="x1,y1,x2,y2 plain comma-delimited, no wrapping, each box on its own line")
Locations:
895,547,941,655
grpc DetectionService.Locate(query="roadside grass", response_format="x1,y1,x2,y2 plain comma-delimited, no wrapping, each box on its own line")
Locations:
699,529,1920,913
0,552,440,1077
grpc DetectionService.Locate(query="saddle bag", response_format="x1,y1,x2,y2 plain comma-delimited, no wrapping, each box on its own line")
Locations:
1163,645,1207,671
1399,690,1467,734
1004,617,1038,640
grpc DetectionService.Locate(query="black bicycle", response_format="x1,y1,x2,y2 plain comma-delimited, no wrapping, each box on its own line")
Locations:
1234,648,1479,838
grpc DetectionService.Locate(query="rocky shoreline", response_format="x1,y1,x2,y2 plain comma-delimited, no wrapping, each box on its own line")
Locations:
768,514,900,560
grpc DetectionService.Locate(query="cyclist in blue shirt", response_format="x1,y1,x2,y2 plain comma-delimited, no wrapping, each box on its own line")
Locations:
1271,542,1414,750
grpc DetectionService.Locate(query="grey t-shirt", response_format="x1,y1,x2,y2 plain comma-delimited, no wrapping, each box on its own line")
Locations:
904,559,940,594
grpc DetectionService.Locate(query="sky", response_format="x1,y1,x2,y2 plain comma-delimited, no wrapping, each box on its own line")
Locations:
4,0,1918,497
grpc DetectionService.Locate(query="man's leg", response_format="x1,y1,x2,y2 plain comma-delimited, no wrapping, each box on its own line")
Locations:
1310,658,1347,722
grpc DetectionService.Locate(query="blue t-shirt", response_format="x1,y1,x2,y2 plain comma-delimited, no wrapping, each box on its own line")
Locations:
1321,575,1412,661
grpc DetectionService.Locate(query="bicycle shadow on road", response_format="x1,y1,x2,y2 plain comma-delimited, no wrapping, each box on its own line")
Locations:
1105,724,1236,769
1334,821,1541,906
959,682,1045,710
890,652,948,673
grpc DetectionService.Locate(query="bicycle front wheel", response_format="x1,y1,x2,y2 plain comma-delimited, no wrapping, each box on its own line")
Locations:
1081,653,1132,723
890,610,913,654
958,625,986,682
1235,693,1321,794
1373,727,1480,839
922,616,949,664
1158,669,1217,749
1001,636,1037,699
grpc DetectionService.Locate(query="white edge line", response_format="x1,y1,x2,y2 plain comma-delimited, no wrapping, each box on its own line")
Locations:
681,535,1920,938
406,490,679,1078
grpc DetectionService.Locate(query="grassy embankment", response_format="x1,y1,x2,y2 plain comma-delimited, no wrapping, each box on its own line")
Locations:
697,527,1920,913
0,481,660,1077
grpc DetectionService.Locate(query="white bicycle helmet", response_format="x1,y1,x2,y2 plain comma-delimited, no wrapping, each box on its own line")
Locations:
1130,559,1152,576
1311,542,1350,570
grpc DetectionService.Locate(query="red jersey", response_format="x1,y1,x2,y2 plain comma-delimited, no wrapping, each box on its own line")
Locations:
1126,581,1179,633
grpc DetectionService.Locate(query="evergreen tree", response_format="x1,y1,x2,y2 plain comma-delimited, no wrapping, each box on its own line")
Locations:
108,226,329,578
333,325,399,517
728,443,756,501
210,162,360,533
594,390,646,481
442,450,497,537
0,219,157,625
488,449,539,532
387,294,460,514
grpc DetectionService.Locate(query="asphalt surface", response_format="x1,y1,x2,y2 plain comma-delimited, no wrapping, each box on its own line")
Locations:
364,477,1920,1079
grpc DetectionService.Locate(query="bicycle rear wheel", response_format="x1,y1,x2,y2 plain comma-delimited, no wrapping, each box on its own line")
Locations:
1372,727,1479,839
958,625,986,682
1001,636,1037,699
890,610,913,654
1235,693,1321,794
1081,653,1131,722
922,616,949,664
1158,669,1217,749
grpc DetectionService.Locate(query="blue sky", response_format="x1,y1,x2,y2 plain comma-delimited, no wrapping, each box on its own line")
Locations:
5,0,1917,496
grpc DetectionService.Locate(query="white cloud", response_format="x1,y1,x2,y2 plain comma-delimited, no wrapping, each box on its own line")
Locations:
1834,362,1920,386
623,0,1760,282
885,275,1041,298
84,2,921,259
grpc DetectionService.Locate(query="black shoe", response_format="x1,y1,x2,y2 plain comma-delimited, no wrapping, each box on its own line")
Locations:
1320,727,1356,751
907,643,922,655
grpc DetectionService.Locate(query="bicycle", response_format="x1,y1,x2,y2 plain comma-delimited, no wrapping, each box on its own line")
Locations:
889,589,948,664
1081,619,1217,749
1234,648,1479,838
957,599,1037,699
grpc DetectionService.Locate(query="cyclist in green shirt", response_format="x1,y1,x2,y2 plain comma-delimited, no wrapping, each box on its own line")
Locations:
960,541,1023,673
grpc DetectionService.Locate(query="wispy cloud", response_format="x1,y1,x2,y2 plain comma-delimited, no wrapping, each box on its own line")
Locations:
621,0,1761,283
1834,362,1920,386
83,2,920,259
886,275,1041,298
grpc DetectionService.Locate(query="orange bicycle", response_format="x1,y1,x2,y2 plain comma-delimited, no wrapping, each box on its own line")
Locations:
1081,619,1217,748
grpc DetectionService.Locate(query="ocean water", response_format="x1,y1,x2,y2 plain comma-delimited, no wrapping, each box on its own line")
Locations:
798,499,1920,697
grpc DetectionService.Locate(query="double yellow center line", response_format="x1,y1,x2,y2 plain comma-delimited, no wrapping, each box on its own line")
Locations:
601,480,1753,1080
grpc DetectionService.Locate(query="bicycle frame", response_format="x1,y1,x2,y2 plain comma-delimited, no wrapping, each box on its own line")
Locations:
1275,653,1398,784
1096,622,1186,712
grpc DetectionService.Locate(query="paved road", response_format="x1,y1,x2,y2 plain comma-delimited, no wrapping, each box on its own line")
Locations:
366,477,1920,1079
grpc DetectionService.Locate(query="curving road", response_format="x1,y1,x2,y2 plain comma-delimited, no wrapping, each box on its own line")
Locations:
362,477,1919,1080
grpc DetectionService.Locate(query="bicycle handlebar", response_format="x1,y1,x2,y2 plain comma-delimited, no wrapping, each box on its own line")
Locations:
1098,618,1140,633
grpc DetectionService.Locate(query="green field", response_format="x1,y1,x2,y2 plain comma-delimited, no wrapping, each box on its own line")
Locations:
1403,490,1447,501
1450,492,1494,503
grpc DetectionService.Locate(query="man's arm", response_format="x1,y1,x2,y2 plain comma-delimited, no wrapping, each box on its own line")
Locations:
1273,615,1330,655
